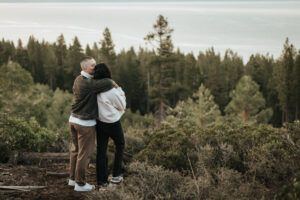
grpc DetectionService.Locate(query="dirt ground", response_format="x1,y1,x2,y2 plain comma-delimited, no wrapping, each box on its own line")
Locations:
0,162,98,200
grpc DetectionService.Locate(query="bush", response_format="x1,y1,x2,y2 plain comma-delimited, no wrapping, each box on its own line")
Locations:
136,121,198,171
121,109,155,130
0,115,57,162
86,161,197,200
274,179,300,200
135,120,300,199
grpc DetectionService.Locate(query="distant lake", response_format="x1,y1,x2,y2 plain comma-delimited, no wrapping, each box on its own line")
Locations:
0,1,299,61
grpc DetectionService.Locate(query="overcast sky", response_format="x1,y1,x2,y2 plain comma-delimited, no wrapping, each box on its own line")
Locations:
0,0,299,62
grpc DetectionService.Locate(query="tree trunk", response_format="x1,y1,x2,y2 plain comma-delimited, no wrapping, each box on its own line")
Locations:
9,152,69,166
147,70,150,113
242,105,249,121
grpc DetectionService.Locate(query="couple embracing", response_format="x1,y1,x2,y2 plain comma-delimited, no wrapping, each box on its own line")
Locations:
67,56,126,191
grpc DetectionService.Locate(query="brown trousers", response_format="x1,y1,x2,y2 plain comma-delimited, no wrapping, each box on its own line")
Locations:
69,122,95,185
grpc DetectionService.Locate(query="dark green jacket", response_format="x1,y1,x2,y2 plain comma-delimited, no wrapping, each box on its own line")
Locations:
71,75,114,120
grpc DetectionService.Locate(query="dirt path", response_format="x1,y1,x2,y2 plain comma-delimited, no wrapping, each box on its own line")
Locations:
0,163,98,200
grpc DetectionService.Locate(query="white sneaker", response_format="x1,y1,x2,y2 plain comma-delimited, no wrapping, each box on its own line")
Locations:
68,179,75,186
74,183,95,192
111,176,123,184
108,182,117,187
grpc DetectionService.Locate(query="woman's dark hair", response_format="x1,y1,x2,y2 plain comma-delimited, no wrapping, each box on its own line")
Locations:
94,63,112,79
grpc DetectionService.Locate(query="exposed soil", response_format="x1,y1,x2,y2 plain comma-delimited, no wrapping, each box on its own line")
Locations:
0,162,98,200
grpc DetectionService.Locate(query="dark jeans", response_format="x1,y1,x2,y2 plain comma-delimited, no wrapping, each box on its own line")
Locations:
96,120,125,185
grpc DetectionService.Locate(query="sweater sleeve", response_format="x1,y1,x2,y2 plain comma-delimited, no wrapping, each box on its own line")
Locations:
89,78,114,94
112,88,126,111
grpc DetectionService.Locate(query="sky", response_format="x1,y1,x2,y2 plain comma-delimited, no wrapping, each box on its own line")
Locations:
0,0,293,2
0,0,299,62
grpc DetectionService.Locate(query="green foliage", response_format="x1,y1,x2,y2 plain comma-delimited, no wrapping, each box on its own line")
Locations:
46,88,72,141
225,75,273,123
64,36,84,90
0,115,56,162
0,62,34,112
0,38,15,66
136,121,197,171
294,52,300,121
0,62,72,152
274,179,300,200
115,48,147,113
99,27,117,68
273,38,298,122
20,84,53,127
145,15,175,124
167,84,222,128
121,109,155,130
136,119,300,198
197,48,244,113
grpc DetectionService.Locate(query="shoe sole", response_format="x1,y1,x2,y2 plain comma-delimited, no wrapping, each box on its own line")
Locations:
74,189,93,192
110,180,123,184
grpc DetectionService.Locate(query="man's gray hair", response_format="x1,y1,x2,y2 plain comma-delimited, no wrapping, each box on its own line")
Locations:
80,56,94,69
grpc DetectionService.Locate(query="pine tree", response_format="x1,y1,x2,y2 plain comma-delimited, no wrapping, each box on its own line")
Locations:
183,53,199,92
166,50,187,107
65,36,84,90
99,27,116,68
86,43,99,62
273,38,296,122
115,47,147,113
92,42,100,62
15,39,30,73
294,51,300,120
197,48,225,111
85,44,93,57
225,75,273,123
167,84,221,128
27,36,45,83
221,49,244,112
137,47,156,113
0,39,15,66
245,54,274,100
145,15,175,125
245,54,281,125
41,41,57,90
54,34,67,89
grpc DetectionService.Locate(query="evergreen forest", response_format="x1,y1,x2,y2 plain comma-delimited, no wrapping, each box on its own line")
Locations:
0,15,299,199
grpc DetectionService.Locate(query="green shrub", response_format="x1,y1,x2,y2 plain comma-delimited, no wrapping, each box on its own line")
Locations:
136,121,198,171
274,179,300,200
135,120,300,199
0,115,57,162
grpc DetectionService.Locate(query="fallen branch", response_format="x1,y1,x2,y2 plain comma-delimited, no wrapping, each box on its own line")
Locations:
46,171,69,178
9,152,69,166
0,186,46,192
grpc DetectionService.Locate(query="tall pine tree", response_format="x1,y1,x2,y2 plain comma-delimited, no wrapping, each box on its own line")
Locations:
54,34,67,90
65,36,84,90
99,27,116,69
145,15,175,125
273,38,296,122
294,51,300,120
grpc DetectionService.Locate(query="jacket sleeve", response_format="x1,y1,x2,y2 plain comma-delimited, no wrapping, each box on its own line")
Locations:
112,88,126,111
89,78,114,94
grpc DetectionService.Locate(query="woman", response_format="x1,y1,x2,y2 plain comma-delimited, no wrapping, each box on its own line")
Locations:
94,63,126,190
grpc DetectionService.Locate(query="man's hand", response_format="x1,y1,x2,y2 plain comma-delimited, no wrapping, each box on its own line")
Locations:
112,80,119,88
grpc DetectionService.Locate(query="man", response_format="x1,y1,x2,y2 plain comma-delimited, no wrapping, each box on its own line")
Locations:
67,56,115,192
